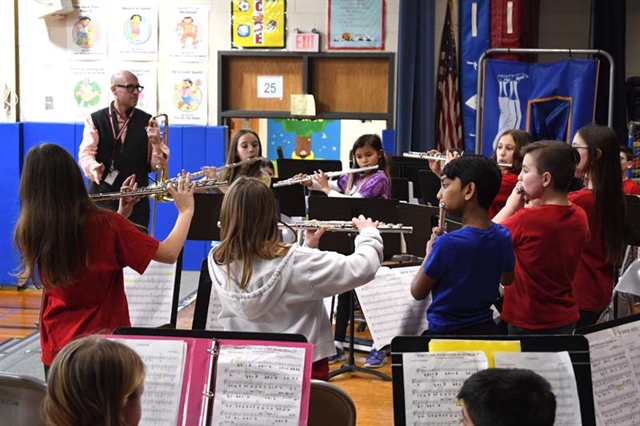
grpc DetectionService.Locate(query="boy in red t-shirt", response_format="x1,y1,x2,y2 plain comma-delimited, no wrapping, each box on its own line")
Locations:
493,141,590,335
620,145,640,195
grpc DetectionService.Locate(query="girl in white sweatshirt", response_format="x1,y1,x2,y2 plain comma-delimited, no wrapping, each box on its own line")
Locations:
208,176,383,380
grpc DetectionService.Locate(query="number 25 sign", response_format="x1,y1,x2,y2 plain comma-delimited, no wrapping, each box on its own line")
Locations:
257,75,283,99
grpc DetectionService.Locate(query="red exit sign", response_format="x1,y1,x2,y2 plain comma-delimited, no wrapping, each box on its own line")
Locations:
293,32,319,52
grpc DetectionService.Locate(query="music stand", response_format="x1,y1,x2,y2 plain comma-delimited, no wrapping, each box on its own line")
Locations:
391,156,430,201
398,203,438,257
418,170,441,206
390,177,410,202
390,335,596,426
276,159,343,179
187,194,224,241
272,179,306,217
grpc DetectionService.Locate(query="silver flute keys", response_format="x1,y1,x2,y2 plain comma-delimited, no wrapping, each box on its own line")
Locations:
165,156,264,183
438,202,447,232
402,151,512,168
279,221,413,233
90,179,228,201
273,165,379,188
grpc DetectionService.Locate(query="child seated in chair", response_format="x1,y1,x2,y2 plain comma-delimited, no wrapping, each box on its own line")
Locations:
411,156,514,335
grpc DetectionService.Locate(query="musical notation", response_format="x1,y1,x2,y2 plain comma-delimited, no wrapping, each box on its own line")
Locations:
354,266,430,349
206,283,225,331
493,351,582,426
402,352,488,425
211,345,306,426
124,260,176,327
112,338,187,426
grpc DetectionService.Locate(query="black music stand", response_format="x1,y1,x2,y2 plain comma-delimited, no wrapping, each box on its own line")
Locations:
390,177,410,202
276,159,343,179
418,170,441,206
391,156,430,201
308,197,403,381
272,178,306,217
390,335,596,426
187,194,225,241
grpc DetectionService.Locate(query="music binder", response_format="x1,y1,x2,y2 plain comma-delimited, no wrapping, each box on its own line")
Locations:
106,332,313,426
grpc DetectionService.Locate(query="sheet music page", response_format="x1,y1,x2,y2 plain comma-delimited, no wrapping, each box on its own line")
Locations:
124,260,176,327
614,322,640,391
493,351,582,426
205,286,224,331
355,266,430,349
402,351,488,426
113,338,186,426
585,335,640,426
211,345,306,425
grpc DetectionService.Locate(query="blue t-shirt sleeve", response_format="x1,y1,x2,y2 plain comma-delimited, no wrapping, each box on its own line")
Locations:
423,234,450,280
501,226,515,273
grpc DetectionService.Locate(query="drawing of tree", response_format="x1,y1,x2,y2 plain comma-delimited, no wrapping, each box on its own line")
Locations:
276,118,333,159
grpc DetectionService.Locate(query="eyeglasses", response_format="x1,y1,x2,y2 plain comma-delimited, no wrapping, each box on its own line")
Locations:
115,84,144,93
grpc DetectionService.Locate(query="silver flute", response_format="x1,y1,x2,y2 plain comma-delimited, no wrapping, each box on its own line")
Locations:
273,165,379,188
438,202,447,232
90,178,228,201
165,156,264,183
279,221,413,234
403,151,512,168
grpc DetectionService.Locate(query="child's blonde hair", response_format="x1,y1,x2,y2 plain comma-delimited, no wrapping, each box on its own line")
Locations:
212,177,289,290
45,336,145,426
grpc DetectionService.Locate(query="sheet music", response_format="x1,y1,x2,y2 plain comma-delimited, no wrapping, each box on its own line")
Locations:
211,345,306,426
402,351,488,426
585,335,640,426
613,322,640,392
113,338,187,426
355,266,430,349
124,260,176,327
205,286,224,331
493,351,582,426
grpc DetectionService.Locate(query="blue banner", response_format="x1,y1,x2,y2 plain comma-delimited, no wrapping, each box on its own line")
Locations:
460,0,490,154
481,59,598,157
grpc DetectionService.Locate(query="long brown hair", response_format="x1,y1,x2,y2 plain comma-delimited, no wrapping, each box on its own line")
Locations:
345,134,390,197
221,129,264,184
492,129,532,174
212,177,289,290
45,336,145,426
575,124,625,264
14,144,99,288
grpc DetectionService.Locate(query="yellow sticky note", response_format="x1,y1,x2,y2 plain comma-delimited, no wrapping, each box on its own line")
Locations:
429,339,521,368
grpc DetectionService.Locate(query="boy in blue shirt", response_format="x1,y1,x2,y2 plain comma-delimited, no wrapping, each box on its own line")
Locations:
411,156,515,335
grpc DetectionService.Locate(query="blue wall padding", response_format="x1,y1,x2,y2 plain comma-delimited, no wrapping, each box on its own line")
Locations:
0,124,22,286
0,123,228,285
382,129,396,155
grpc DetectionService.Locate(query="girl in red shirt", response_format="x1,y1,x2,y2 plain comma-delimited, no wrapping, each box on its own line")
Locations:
488,130,532,218
570,125,626,327
14,143,195,376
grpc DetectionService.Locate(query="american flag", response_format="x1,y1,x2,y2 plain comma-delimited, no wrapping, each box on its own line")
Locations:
435,0,463,152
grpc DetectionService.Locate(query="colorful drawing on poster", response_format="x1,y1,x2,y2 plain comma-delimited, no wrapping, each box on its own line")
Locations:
74,79,102,108
328,0,384,50
268,119,341,160
72,15,101,49
175,16,201,49
124,14,152,45
173,78,203,111
231,0,286,48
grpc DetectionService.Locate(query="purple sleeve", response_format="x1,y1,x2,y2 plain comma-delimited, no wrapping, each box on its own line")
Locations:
357,171,389,199
337,175,349,192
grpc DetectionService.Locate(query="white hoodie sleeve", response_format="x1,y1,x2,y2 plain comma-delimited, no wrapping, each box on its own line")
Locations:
295,227,383,299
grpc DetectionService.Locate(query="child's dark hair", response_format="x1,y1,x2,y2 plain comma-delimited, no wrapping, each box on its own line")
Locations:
345,134,390,196
521,141,579,191
621,145,635,162
441,155,502,211
492,129,533,174
260,159,274,171
457,368,556,426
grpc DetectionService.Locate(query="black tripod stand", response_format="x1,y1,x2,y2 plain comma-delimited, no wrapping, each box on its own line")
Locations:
329,290,391,381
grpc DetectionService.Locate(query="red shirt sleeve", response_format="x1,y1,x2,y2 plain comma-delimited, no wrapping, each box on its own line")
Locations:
623,179,640,195
489,173,519,219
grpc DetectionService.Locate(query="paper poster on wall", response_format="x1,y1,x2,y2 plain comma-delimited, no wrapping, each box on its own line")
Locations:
109,4,158,61
66,3,108,60
166,4,210,62
328,0,384,50
167,68,208,125
110,64,157,116
231,0,286,48
68,64,110,122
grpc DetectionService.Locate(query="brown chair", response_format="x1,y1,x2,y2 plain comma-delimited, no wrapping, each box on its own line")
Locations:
0,373,47,426
308,379,356,426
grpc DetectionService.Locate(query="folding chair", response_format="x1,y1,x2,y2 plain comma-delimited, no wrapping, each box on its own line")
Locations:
308,380,356,426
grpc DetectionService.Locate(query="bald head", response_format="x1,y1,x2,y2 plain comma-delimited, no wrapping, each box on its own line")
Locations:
110,70,141,111
111,70,137,86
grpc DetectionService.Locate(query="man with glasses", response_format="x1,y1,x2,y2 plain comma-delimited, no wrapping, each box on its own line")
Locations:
78,70,169,231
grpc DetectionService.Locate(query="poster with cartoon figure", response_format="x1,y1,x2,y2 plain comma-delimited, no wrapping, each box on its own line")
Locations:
267,119,341,161
109,64,157,116
167,68,207,125
109,5,158,61
66,3,107,60
68,64,109,122
231,0,286,48
166,5,210,63
328,0,384,50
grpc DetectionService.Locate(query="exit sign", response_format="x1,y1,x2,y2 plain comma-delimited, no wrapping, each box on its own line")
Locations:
293,32,319,52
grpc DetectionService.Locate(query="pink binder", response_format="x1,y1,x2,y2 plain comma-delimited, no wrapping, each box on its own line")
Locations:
107,335,313,426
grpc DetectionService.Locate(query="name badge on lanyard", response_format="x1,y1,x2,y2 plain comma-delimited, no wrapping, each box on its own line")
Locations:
106,107,132,186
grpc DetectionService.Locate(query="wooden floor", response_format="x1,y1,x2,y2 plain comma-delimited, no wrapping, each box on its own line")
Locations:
1,288,393,426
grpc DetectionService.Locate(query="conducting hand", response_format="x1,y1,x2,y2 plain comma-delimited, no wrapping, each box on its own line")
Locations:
352,214,379,231
91,163,105,184
117,174,140,218
304,222,327,249
166,171,195,215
